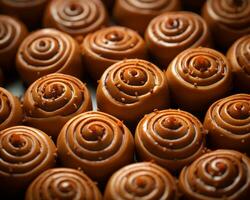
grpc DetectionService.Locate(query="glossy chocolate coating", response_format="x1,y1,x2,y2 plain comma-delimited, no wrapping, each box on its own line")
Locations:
179,149,250,200
104,162,179,200
227,35,250,92
0,15,28,73
0,0,49,29
16,28,83,85
0,87,23,130
145,11,212,67
23,73,92,139
57,111,134,183
43,0,108,44
96,59,170,127
25,168,102,200
166,47,232,113
113,0,181,35
82,26,147,80
135,109,207,173
0,126,57,197
204,94,250,154
202,0,250,49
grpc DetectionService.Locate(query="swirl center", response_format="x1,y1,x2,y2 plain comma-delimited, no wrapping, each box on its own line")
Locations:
162,117,181,130
65,3,83,15
82,124,105,141
165,18,179,29
228,102,250,119
122,68,147,85
207,161,227,176
59,181,74,193
194,57,211,72
43,84,65,99
106,31,124,42
9,134,26,148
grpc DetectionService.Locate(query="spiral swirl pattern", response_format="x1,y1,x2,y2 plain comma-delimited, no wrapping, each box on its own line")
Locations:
82,26,147,80
227,35,250,91
25,168,102,200
104,162,178,200
0,87,23,130
145,11,212,65
43,0,107,41
179,149,250,200
0,15,28,72
16,28,83,85
204,94,250,153
166,47,232,113
97,59,169,125
23,73,92,139
57,111,134,182
0,126,56,192
135,109,207,173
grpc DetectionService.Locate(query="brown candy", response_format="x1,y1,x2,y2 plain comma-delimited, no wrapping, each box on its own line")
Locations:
25,168,102,200
202,0,250,49
104,162,179,200
0,126,57,197
81,26,147,80
0,15,28,74
0,87,23,130
96,59,170,127
23,73,92,139
145,11,212,67
135,109,207,173
0,0,49,29
113,0,181,35
16,28,83,85
43,0,108,44
227,35,250,92
166,47,232,113
57,111,134,183
204,94,250,154
179,149,250,200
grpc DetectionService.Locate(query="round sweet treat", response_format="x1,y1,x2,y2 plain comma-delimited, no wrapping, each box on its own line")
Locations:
135,109,207,173
43,0,108,43
202,0,250,49
81,26,147,80
25,168,102,200
179,149,250,200
96,59,170,126
204,94,250,153
104,162,179,200
0,126,57,197
16,28,83,85
0,87,23,130
0,15,28,74
113,0,181,35
57,111,134,183
166,47,232,113
23,73,92,139
227,35,250,92
0,0,49,29
145,11,212,67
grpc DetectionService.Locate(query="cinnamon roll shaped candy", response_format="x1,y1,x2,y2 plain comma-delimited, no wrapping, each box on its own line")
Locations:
16,28,83,85
82,26,147,80
179,149,250,200
57,111,134,183
43,0,108,43
0,126,57,197
0,15,28,74
0,87,23,130
113,0,181,35
96,59,170,126
104,162,179,200
26,168,102,200
204,94,250,154
135,109,207,173
227,35,250,92
23,73,92,139
166,47,232,113
202,0,250,49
